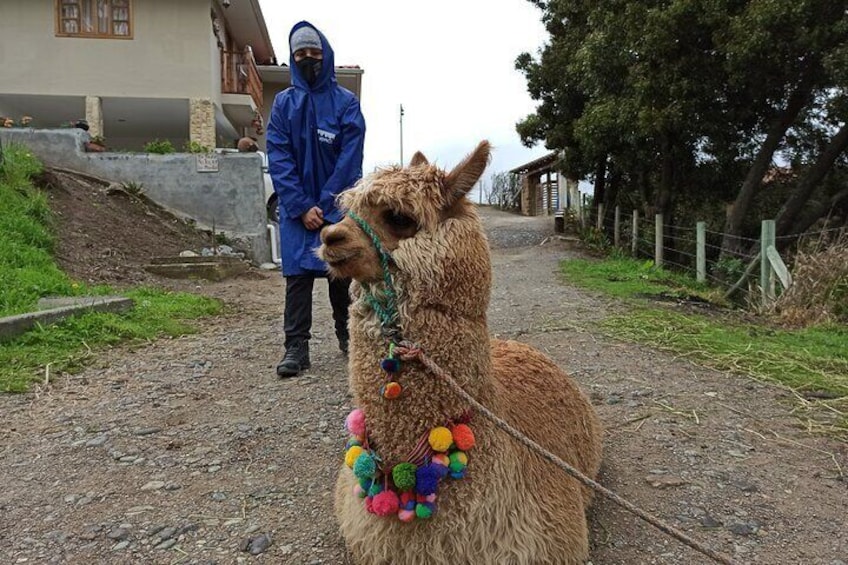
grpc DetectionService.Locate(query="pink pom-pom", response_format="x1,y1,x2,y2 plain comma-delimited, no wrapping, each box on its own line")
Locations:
346,409,366,437
372,490,400,517
398,509,416,522
353,484,364,497
424,493,437,503
365,496,375,514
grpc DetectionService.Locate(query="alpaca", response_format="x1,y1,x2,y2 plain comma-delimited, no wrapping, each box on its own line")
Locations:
318,141,602,564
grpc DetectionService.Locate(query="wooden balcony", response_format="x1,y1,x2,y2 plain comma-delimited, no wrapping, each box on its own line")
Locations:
221,48,263,112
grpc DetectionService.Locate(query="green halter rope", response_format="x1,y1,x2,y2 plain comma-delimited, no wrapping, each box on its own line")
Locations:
346,210,401,337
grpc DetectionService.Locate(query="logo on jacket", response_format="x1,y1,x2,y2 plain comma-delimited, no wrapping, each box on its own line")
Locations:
317,129,336,145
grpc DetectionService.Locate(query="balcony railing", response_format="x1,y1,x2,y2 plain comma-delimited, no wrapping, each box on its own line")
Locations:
221,48,263,111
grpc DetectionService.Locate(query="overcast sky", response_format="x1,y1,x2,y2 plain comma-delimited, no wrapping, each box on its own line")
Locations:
257,0,551,197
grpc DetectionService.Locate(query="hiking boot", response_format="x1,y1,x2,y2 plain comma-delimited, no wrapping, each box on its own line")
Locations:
276,342,310,378
339,337,349,357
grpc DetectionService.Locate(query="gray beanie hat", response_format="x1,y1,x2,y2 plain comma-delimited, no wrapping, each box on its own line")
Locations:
290,26,322,53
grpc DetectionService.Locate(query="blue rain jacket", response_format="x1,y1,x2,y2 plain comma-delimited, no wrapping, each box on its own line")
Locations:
267,21,366,275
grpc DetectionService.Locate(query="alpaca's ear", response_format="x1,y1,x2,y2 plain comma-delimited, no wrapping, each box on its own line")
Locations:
443,140,490,208
409,151,429,167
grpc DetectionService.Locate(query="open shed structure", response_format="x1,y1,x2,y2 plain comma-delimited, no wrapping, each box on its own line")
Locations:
510,151,581,217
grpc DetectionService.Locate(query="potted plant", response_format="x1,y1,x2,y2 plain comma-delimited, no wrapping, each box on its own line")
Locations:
85,135,107,152
1,115,33,128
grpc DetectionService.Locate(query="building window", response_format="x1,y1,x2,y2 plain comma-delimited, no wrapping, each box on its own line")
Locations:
56,0,132,39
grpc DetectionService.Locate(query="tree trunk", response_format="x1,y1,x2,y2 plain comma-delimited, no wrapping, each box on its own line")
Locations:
655,135,673,219
775,122,848,236
779,187,848,250
720,79,812,258
592,156,607,223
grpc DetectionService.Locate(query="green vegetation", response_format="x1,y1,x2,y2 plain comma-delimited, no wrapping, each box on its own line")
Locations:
518,1,848,260
0,288,221,392
561,256,848,414
0,144,222,392
184,140,211,154
603,310,848,398
0,145,77,317
143,139,176,154
561,255,720,302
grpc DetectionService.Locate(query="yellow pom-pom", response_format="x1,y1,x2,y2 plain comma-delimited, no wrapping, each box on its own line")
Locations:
345,445,364,468
428,427,453,452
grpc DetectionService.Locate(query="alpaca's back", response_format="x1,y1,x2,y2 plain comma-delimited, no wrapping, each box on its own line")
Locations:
492,339,603,506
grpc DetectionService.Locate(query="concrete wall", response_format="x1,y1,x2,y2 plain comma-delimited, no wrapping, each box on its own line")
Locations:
0,0,216,100
1,128,270,264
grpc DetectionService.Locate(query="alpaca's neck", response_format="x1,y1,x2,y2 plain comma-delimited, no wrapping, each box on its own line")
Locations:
348,303,495,467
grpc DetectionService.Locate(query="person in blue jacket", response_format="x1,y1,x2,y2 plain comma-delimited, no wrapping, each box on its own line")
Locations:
267,21,365,378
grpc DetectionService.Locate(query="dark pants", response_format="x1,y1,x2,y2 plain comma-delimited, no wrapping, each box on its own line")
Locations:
284,275,351,348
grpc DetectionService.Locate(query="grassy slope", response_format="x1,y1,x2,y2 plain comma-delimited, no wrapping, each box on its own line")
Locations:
0,144,221,392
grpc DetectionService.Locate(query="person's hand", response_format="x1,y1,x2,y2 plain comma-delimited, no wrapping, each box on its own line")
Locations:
301,206,324,230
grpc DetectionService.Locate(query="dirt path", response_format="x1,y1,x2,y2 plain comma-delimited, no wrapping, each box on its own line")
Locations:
1,207,845,565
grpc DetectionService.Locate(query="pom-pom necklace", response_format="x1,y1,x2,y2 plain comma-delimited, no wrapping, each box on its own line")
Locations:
343,409,475,522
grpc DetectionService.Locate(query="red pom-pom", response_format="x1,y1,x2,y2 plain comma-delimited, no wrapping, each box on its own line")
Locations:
372,490,400,516
451,424,475,451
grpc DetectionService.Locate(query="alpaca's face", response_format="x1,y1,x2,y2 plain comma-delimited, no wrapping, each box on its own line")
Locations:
318,141,491,285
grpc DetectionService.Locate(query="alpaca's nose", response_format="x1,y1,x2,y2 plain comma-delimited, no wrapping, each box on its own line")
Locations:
321,224,348,246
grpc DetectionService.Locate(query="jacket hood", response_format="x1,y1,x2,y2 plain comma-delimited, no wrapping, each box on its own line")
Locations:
289,21,336,92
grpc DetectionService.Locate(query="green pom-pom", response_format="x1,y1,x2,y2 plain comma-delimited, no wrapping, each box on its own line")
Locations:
415,502,434,519
368,482,384,497
448,451,468,473
358,477,373,491
392,463,418,491
353,452,376,479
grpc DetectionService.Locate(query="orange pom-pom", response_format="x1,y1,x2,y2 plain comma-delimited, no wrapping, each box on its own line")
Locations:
382,381,402,399
451,423,475,451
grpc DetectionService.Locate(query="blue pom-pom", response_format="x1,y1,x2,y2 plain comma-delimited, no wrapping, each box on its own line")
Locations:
432,463,450,478
415,464,440,495
450,468,467,480
358,477,373,491
380,357,401,373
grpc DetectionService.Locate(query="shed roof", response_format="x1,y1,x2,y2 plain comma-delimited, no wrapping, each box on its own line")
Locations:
509,151,560,175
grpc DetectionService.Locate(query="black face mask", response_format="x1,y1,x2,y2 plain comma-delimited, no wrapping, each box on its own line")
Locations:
297,57,322,86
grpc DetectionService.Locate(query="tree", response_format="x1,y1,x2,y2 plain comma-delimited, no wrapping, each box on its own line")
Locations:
488,171,521,211
517,0,848,263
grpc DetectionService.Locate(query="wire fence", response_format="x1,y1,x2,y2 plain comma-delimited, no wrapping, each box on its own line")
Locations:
579,203,847,306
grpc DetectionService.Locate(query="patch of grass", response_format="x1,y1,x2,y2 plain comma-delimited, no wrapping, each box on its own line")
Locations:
0,144,79,316
0,288,221,392
561,255,720,303
560,255,848,432
602,309,848,398
0,144,224,392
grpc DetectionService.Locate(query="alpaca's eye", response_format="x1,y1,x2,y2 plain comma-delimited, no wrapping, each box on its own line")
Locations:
383,211,416,230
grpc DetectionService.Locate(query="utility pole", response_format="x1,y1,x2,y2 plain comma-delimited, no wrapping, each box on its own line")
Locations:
399,104,404,165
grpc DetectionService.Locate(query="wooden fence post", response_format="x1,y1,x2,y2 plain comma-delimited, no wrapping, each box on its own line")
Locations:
631,210,638,256
580,194,586,229
596,203,604,231
614,205,621,248
655,213,664,267
760,219,776,304
696,221,706,283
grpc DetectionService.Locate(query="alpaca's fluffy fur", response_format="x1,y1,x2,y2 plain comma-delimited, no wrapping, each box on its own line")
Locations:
319,141,602,564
